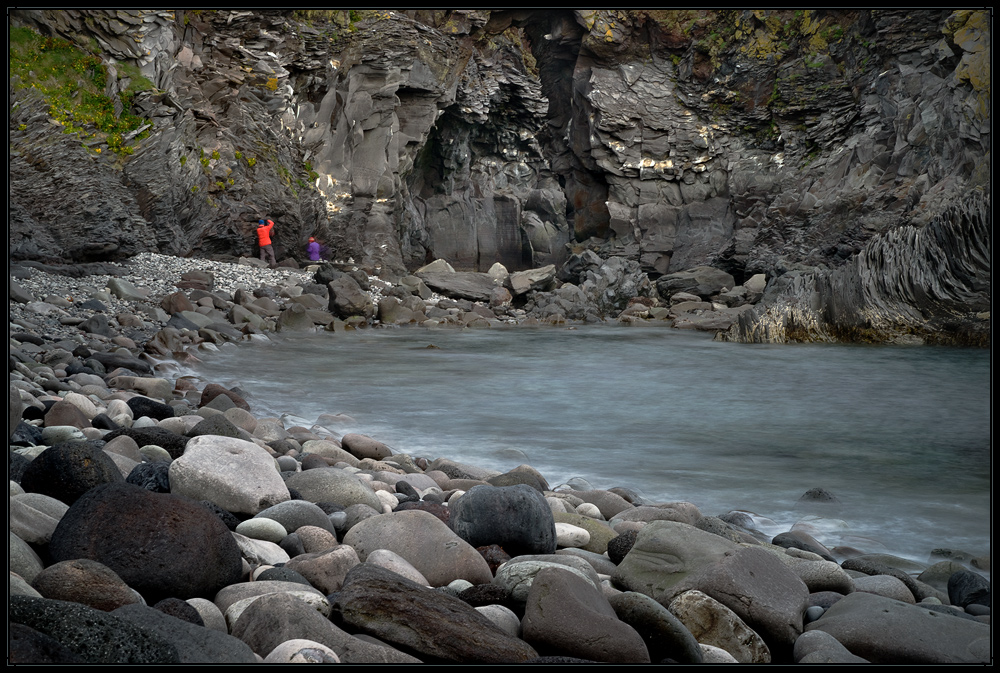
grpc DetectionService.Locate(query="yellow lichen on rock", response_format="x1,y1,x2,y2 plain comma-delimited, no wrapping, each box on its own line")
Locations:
950,10,990,95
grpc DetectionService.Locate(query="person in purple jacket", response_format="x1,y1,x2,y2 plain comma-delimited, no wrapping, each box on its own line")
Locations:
307,236,322,262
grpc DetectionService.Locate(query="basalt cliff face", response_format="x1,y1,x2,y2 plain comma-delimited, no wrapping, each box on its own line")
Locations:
7,9,990,344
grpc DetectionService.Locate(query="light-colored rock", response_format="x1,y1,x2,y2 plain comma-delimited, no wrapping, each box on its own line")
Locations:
187,597,228,633
343,509,493,586
60,391,100,419
366,548,430,586
106,377,173,402
284,467,382,511
612,520,739,601
284,546,361,594
235,517,288,544
225,591,331,631
295,525,339,553
700,643,740,663
168,435,290,515
494,555,603,603
555,522,591,548
10,492,69,545
231,532,291,567
214,580,328,617
852,574,916,603
669,589,771,663
264,639,341,663
475,604,521,638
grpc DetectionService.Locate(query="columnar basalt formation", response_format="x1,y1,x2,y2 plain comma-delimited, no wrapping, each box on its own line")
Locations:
8,9,990,344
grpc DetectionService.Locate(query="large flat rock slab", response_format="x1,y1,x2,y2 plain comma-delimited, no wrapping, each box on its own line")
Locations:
415,271,498,302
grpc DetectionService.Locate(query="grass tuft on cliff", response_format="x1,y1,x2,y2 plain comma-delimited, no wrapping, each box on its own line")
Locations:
9,24,154,155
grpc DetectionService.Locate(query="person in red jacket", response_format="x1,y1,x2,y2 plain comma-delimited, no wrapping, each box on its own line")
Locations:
257,218,276,268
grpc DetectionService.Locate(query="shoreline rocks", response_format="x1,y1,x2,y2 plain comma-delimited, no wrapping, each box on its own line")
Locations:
9,253,990,664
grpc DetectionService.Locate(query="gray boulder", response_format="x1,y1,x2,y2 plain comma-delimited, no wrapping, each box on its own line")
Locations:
10,595,180,663
611,521,739,600
230,590,420,663
254,500,337,537
793,629,869,664
30,559,141,612
806,591,990,663
333,563,538,663
415,270,499,302
668,546,810,653
521,566,649,663
342,509,493,586
113,603,257,663
283,467,382,511
48,482,243,603
668,589,770,664
656,266,735,300
327,275,373,319
168,435,290,515
609,590,703,663
449,483,557,557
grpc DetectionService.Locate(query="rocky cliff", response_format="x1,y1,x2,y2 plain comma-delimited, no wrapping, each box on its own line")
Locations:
8,9,991,344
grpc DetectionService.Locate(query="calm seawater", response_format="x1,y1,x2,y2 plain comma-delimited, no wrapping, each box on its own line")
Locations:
184,324,991,567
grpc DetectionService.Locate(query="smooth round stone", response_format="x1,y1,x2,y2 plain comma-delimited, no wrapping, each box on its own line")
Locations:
40,426,86,444
31,558,141,611
476,604,521,637
106,399,133,419
110,415,133,428
157,416,201,435
555,522,591,548
444,579,475,596
575,502,604,519
546,497,573,514
223,407,258,433
701,644,740,663
132,416,158,429
276,455,299,472
235,518,288,544
10,533,45,584
186,597,228,633
804,605,826,623
264,639,340,664
853,574,916,603
375,489,398,513
224,591,331,631
10,571,42,599
61,392,100,419
295,526,338,553
138,445,172,462
366,549,429,586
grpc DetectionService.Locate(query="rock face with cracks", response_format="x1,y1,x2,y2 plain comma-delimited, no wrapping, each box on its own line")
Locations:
7,9,990,345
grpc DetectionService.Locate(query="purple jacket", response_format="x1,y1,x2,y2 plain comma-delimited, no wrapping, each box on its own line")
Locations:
307,241,321,261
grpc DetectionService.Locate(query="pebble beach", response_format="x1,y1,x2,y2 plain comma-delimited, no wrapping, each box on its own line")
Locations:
9,253,992,664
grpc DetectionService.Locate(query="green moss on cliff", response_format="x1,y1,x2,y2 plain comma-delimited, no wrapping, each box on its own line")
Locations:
9,24,153,155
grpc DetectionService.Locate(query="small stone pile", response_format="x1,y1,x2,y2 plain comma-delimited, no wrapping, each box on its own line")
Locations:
9,255,990,664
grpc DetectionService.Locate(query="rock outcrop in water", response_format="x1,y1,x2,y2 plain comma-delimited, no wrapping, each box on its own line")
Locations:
719,192,991,346
7,9,991,343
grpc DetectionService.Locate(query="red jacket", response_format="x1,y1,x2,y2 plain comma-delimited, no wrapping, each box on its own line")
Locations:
257,220,274,246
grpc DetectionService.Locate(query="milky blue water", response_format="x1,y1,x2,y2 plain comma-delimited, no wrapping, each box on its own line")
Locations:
185,324,991,567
